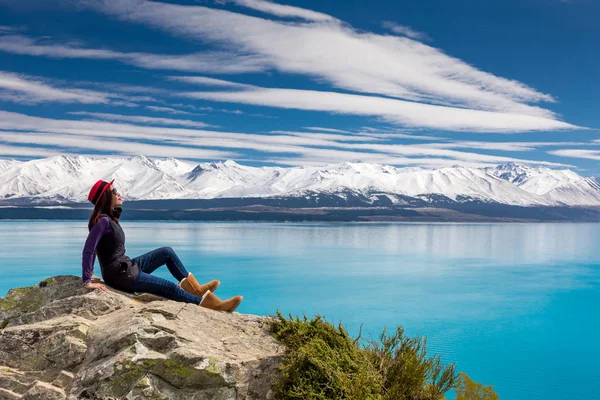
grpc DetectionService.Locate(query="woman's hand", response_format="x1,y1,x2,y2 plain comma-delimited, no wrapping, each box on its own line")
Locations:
85,282,108,292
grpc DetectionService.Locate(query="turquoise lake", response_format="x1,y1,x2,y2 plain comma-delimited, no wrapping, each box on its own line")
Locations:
1,221,599,399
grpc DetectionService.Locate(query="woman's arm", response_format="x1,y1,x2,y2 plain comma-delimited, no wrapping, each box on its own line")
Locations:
91,272,102,281
81,216,110,284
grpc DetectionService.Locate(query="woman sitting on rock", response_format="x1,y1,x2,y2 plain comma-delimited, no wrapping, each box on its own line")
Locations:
81,179,242,312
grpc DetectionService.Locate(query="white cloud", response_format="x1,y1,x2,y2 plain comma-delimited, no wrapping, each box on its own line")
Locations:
0,144,62,158
265,148,570,168
0,110,570,167
0,1,579,132
0,71,112,104
423,141,587,152
128,50,268,74
549,149,600,161
266,156,490,169
229,0,336,22
352,128,446,141
382,21,430,41
304,127,352,134
145,105,198,115
0,34,268,74
0,71,157,106
170,103,261,117
81,0,559,117
147,103,246,116
184,87,578,132
167,75,253,88
0,26,18,32
80,82,170,95
270,130,442,141
0,110,344,154
0,131,236,160
268,130,386,142
328,142,569,166
68,111,212,128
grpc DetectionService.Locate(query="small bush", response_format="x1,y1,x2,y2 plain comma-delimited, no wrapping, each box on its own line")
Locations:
455,372,499,400
364,327,458,400
269,311,382,400
269,312,464,400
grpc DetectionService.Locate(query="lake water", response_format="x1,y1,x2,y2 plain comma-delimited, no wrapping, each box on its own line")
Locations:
1,221,599,399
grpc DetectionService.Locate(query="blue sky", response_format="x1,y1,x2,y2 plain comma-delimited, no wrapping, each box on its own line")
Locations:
0,0,599,175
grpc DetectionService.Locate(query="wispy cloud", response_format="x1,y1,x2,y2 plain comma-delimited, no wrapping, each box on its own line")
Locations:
183,87,577,132
0,1,578,133
68,111,212,129
145,105,200,115
352,127,446,141
272,130,443,141
0,26,19,33
0,130,235,160
227,0,336,22
0,71,161,107
0,110,570,167
326,142,570,165
0,143,62,158
549,149,600,161
264,157,482,169
127,50,267,74
168,102,267,117
80,0,558,117
304,127,352,134
265,149,571,169
80,82,170,95
268,130,386,142
0,34,268,74
382,21,430,41
0,71,112,104
423,141,587,152
167,75,253,88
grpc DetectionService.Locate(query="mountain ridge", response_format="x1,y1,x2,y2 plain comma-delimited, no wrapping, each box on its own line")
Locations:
0,155,599,207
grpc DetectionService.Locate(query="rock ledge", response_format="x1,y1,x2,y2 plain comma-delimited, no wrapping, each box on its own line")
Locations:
0,276,284,400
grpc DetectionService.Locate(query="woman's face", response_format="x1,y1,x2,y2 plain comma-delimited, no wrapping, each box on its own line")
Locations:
109,185,123,208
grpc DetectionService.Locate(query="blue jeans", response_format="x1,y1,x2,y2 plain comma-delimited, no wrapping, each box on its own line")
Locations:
131,246,202,304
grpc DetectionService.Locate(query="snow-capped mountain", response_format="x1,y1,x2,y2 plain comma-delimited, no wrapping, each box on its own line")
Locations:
0,155,193,202
0,155,599,207
154,157,197,177
0,159,21,173
178,161,552,205
487,163,600,206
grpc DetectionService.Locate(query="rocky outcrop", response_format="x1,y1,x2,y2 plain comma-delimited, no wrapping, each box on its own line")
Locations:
0,276,284,399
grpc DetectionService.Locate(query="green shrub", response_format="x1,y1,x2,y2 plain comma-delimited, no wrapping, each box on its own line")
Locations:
269,312,463,400
455,372,499,400
269,311,382,400
364,327,458,400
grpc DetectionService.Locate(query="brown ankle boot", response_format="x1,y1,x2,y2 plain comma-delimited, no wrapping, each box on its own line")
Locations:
199,291,243,313
180,273,220,297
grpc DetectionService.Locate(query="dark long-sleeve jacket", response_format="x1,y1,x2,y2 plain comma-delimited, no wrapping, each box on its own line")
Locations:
81,215,139,290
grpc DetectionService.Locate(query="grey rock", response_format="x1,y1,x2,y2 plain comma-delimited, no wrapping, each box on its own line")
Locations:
21,381,66,400
0,388,21,400
0,367,45,394
51,371,75,390
0,276,284,399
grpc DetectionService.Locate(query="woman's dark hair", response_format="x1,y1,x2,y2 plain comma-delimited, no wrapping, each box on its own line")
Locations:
88,188,117,231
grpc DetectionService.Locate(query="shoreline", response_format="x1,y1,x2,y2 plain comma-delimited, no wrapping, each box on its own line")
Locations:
0,204,599,222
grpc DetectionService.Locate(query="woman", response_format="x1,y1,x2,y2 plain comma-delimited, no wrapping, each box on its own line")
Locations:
81,178,242,312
